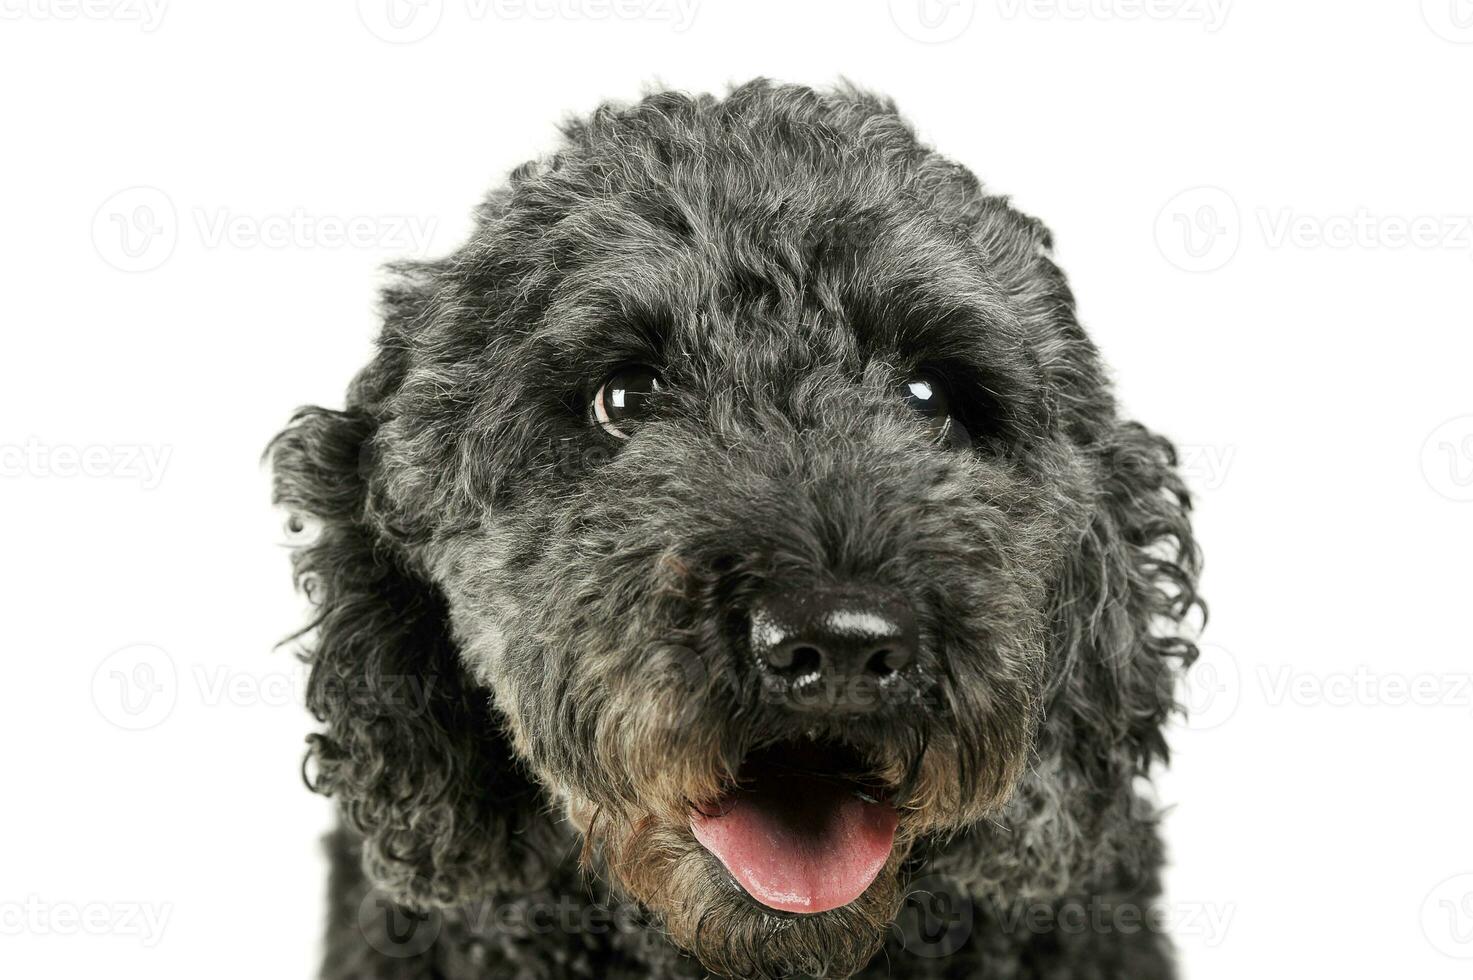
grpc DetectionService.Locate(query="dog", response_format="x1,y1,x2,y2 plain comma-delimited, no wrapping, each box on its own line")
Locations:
270,80,1203,979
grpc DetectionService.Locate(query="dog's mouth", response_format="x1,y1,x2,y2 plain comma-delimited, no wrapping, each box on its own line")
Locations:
689,739,900,915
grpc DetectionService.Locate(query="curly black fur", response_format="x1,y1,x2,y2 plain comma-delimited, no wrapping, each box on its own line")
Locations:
270,80,1202,979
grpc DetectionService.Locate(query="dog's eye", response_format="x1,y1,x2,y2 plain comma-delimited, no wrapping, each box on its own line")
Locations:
900,376,954,444
593,365,662,440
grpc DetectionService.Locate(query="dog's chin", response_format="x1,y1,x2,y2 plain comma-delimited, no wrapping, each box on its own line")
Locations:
677,846,908,979
612,822,909,979
589,738,914,977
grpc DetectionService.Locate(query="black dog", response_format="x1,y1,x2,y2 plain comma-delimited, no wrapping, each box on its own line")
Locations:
271,80,1202,979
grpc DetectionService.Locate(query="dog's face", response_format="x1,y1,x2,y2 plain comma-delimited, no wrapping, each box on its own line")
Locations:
425,204,1094,973
273,83,1199,980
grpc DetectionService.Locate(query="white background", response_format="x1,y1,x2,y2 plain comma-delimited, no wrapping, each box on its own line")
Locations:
3,2,1471,978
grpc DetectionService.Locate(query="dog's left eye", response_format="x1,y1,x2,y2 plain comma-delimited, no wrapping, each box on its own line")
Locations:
592,365,662,440
900,376,954,444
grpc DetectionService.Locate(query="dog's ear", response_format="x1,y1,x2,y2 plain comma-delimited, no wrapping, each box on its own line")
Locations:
268,284,555,909
1047,420,1204,774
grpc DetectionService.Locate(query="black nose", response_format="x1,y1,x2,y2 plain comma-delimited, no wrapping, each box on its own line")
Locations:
748,586,917,711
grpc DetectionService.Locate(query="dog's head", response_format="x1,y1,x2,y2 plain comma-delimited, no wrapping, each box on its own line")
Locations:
271,82,1201,978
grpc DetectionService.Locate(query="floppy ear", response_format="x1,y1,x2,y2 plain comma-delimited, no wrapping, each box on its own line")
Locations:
1047,419,1204,774
269,291,556,908
948,192,1203,776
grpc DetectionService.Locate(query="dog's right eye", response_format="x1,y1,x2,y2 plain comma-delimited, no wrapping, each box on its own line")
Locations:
592,365,662,440
900,374,959,445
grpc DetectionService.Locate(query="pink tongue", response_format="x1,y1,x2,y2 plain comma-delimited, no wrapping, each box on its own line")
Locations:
690,767,899,914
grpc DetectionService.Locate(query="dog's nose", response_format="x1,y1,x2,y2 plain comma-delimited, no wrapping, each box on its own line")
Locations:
748,587,917,709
